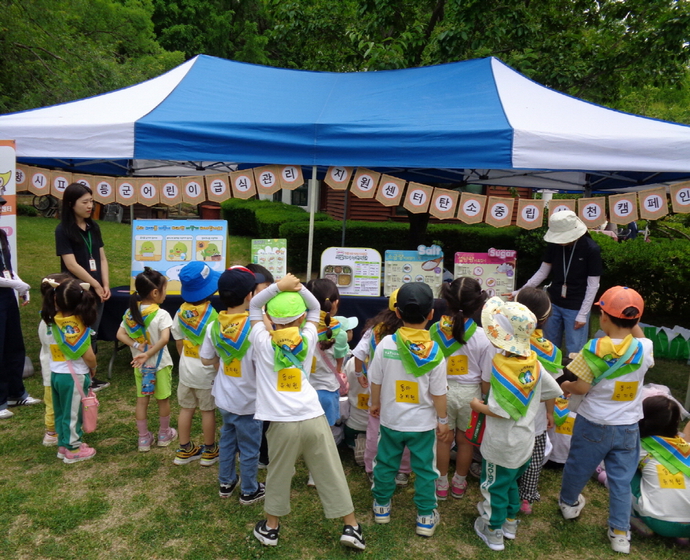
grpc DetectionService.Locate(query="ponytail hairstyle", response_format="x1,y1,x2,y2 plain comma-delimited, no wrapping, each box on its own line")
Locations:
516,287,552,329
364,308,403,339
129,267,167,327
439,277,487,345
41,276,98,327
306,278,340,350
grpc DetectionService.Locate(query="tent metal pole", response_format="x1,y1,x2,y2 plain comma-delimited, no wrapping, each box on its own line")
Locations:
305,166,318,281
341,188,349,246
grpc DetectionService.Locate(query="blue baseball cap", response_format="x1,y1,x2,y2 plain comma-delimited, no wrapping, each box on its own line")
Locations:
179,262,221,302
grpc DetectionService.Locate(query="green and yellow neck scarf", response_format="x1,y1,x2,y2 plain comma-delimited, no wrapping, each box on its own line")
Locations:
269,327,309,372
393,327,443,377
177,302,218,346
429,316,477,357
641,436,690,477
582,334,643,383
530,329,563,375
53,313,91,360
490,351,540,421
122,303,160,345
210,311,251,365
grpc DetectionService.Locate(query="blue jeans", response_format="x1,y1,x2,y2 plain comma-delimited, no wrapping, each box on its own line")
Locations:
543,303,589,357
218,408,262,494
560,415,639,532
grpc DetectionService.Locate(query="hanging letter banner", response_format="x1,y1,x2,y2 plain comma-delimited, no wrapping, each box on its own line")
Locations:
139,179,160,207
548,199,576,217
15,165,28,192
607,193,638,224
485,196,514,228
160,178,183,206
403,183,433,214
578,197,606,228
638,187,668,221
670,182,690,214
516,199,545,230
93,177,115,205
351,168,380,199
325,167,353,191
280,165,304,190
205,174,231,203
375,175,405,207
181,177,205,205
116,179,136,205
50,171,73,200
429,189,458,220
28,168,50,196
457,193,486,224
254,165,282,196
230,169,257,199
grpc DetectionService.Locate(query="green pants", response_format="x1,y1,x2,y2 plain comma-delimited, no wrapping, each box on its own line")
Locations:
372,425,438,516
51,372,90,450
479,458,531,530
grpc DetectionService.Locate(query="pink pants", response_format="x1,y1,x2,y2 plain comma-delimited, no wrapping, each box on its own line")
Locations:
364,412,411,474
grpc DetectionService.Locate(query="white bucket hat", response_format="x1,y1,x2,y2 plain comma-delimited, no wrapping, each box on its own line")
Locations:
481,297,537,357
543,210,587,244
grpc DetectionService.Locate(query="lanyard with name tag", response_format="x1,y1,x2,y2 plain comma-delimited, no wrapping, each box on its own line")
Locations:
81,230,98,271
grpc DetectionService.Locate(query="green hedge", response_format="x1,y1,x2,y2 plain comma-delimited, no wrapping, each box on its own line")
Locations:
221,198,333,238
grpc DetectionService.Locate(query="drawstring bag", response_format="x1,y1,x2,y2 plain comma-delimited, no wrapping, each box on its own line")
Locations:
66,361,99,433
317,346,350,396
140,350,163,396
465,389,489,447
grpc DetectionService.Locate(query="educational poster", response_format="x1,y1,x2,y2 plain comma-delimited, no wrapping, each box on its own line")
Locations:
251,239,287,280
320,247,381,297
384,245,444,297
453,248,517,299
131,220,227,294
0,141,17,273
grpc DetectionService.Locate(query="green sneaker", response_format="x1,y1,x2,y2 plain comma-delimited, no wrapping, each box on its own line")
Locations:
200,443,219,466
173,442,202,465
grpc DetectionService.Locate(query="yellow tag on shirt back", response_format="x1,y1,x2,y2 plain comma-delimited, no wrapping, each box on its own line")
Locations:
183,339,200,359
357,393,369,410
277,368,301,392
447,355,468,375
555,416,575,436
395,380,419,404
656,464,686,489
611,381,638,402
223,359,242,377
311,356,317,374
50,344,66,362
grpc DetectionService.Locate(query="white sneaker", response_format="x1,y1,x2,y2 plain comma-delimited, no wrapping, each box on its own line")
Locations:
503,518,519,540
474,516,505,551
7,396,41,406
395,472,409,486
42,433,58,446
559,494,586,520
608,528,631,554
307,472,316,487
373,500,391,524
416,509,440,537
0,408,14,419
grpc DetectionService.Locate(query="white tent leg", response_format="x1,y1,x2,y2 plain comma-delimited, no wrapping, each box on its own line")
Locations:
305,166,318,281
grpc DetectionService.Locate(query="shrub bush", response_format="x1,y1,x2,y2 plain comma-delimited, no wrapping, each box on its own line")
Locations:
17,203,38,217
221,198,332,237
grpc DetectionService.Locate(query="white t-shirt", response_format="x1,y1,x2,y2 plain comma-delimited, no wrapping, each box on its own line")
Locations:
309,341,341,392
577,338,654,426
45,323,90,375
172,314,217,390
442,325,495,385
250,322,323,422
199,320,256,416
38,320,52,386
634,452,690,522
345,358,369,431
546,410,577,464
352,328,372,362
368,334,447,433
120,307,174,370
481,363,562,469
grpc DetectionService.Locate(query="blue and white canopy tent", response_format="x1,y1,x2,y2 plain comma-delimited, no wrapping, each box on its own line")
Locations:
3,54,690,270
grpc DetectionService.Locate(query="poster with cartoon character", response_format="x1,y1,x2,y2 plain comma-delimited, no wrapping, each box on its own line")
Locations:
0,141,17,273
453,248,517,299
251,239,287,281
131,220,227,294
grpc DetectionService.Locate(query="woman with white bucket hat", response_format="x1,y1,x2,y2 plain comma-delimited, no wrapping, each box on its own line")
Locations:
513,210,602,357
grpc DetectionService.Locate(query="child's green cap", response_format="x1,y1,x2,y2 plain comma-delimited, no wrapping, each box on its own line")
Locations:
266,292,307,324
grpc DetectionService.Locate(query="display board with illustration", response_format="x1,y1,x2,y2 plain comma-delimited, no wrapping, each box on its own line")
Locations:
251,239,287,281
131,220,227,294
384,245,444,297
320,247,381,297
453,249,517,299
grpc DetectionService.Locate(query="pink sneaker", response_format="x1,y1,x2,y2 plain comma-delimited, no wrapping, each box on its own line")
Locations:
435,478,449,501
520,499,532,514
158,427,178,447
451,479,468,499
138,431,154,452
63,443,96,464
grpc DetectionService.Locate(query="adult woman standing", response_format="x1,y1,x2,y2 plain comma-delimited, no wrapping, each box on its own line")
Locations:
514,210,602,357
55,183,111,391
0,192,41,419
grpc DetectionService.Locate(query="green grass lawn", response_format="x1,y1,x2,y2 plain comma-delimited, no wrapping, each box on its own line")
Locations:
3,215,688,560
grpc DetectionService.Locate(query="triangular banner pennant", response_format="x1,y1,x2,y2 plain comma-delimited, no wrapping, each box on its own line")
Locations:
205,174,231,203
578,197,606,228
230,170,257,199
457,193,486,224
670,182,690,214
429,189,458,220
279,165,304,190
160,178,183,206
403,183,433,214
93,177,115,205
15,165,28,192
485,196,514,228
375,175,405,207
182,177,205,205
638,187,668,220
608,193,638,224
351,168,380,199
28,168,50,196
325,166,353,191
116,178,136,205
548,199,576,217
254,165,282,196
516,199,545,229
50,170,72,200
138,178,160,207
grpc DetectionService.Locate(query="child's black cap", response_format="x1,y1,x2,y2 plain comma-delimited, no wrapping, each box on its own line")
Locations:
218,266,257,300
396,282,434,317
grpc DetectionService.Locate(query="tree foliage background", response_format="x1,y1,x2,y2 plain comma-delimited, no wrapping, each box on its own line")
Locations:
2,0,690,122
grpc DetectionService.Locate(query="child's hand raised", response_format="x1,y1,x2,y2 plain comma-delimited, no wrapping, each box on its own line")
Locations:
277,273,302,292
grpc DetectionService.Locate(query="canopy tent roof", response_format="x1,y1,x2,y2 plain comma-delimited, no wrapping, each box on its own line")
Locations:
2,55,690,191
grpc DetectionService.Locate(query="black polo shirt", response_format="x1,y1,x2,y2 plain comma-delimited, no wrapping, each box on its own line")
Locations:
55,222,105,286
543,235,602,310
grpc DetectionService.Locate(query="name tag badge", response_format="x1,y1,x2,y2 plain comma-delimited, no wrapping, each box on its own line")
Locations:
656,464,686,489
612,381,638,402
3,270,11,280
357,393,369,410
447,355,469,375
277,368,301,392
311,356,317,374
89,259,97,272
223,359,242,377
561,284,568,299
555,416,575,436
395,380,419,404
183,340,200,359
50,344,66,362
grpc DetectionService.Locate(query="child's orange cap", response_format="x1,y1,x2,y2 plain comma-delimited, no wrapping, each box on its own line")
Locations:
596,286,644,319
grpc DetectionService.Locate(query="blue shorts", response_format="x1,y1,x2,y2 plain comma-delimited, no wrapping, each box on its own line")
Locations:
316,389,340,426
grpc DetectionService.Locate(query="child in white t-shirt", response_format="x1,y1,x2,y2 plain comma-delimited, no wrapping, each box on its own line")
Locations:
248,274,365,551
172,262,220,467
559,286,654,554
471,298,562,551
369,282,450,538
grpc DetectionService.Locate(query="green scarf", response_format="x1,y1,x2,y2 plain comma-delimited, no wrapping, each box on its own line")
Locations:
393,327,443,377
210,312,251,364
641,435,690,477
530,329,563,375
53,313,91,360
490,351,540,421
429,316,477,357
269,327,309,372
122,303,159,345
177,302,218,346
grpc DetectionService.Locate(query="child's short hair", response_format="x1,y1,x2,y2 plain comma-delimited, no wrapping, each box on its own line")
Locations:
596,286,643,329
245,263,274,286
217,266,257,308
396,282,434,324
639,395,680,438
516,287,552,328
